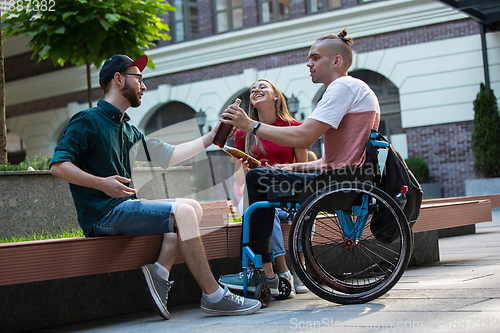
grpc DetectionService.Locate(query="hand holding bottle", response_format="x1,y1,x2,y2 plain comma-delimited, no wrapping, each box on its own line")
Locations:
213,98,241,147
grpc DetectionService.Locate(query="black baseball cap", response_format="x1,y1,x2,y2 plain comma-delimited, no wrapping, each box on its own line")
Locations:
99,54,149,89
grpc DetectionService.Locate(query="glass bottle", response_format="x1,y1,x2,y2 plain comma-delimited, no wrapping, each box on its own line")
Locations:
213,98,241,148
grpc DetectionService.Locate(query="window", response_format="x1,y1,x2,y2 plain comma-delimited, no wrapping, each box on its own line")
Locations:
6,130,26,164
215,0,243,33
172,0,200,42
350,70,403,139
145,102,196,136
259,0,290,24
307,0,341,14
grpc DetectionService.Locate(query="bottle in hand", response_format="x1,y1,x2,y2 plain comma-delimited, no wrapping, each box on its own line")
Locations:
213,98,241,148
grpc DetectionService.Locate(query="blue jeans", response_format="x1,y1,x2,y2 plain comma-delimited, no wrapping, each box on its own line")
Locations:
90,198,179,237
246,168,319,263
272,208,290,258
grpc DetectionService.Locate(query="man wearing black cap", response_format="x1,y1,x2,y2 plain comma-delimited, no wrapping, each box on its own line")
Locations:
50,54,261,319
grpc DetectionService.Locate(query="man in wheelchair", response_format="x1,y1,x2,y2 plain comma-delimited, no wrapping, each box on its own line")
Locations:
219,29,382,297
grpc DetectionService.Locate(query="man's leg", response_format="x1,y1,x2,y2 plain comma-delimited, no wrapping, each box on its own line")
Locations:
171,199,261,316
92,198,260,318
219,169,317,294
272,209,296,298
245,169,317,277
172,199,220,295
156,233,179,271
272,209,287,274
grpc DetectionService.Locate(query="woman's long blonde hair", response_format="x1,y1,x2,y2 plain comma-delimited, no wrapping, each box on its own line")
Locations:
245,79,296,157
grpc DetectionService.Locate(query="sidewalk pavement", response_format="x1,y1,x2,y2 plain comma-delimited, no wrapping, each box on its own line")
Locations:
31,208,500,333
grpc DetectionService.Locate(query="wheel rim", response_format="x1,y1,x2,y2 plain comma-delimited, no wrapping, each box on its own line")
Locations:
290,183,411,303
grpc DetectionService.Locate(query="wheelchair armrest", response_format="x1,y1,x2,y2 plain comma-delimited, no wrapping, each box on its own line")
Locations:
266,185,302,202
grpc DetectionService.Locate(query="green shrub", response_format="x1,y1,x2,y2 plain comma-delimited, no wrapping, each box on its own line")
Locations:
0,154,51,171
472,83,500,178
405,156,429,183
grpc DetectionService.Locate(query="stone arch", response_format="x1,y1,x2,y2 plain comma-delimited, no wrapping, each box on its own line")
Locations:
350,70,402,138
53,120,69,147
307,70,405,158
143,101,197,137
218,88,251,117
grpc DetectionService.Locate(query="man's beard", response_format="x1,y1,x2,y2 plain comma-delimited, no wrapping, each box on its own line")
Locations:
121,79,141,107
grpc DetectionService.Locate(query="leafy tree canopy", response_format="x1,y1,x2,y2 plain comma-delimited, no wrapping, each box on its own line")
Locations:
1,0,175,69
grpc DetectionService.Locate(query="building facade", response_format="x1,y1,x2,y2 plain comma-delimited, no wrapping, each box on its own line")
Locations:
4,0,500,199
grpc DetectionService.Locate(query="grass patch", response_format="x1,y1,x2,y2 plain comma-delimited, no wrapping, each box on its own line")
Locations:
229,212,242,223
0,228,84,243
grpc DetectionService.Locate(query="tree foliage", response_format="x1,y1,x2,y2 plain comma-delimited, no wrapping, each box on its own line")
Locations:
2,0,174,68
2,0,174,106
472,83,500,178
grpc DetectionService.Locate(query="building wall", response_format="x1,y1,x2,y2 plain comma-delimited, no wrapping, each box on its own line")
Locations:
3,0,500,198
407,121,474,197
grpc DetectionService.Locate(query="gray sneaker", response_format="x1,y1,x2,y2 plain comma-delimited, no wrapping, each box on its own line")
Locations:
201,286,261,316
219,270,279,297
141,264,173,320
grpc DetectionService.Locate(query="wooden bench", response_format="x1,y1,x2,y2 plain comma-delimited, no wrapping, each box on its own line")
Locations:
2,195,498,287
414,198,494,233
1,195,497,333
0,200,237,286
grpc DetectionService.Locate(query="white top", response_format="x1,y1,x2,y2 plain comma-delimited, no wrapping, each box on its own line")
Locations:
309,76,381,171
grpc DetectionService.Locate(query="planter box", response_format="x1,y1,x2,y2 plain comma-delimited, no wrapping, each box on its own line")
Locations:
0,167,191,239
465,177,500,196
421,182,442,199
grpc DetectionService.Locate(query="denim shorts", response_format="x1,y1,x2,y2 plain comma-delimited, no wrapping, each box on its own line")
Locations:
90,198,179,237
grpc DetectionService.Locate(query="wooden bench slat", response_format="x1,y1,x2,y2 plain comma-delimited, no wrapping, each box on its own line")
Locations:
424,194,500,208
413,200,492,233
202,207,233,215
0,234,163,285
200,200,233,209
1,198,494,286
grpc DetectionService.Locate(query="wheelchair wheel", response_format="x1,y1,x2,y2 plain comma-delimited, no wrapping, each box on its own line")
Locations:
274,276,292,300
288,182,412,304
255,283,271,308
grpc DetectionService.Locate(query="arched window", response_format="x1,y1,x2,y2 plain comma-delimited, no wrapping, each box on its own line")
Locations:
308,70,403,158
6,130,26,164
350,70,403,139
145,101,196,136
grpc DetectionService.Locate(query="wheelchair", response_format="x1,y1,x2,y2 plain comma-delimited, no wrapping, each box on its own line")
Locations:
240,130,413,307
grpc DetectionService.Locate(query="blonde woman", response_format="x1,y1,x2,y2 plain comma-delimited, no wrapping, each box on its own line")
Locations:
224,79,307,298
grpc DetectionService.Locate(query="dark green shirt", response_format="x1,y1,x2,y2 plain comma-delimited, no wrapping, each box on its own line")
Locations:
50,99,175,236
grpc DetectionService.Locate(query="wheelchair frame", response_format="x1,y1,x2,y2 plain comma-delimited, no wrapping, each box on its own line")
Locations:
239,131,413,306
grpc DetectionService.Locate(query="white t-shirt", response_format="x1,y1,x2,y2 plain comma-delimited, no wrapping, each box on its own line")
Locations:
309,76,380,171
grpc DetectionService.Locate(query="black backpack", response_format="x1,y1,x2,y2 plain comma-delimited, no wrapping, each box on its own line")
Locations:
370,135,423,243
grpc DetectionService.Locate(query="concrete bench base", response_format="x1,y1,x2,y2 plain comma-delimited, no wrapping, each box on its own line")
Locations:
1,257,243,333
